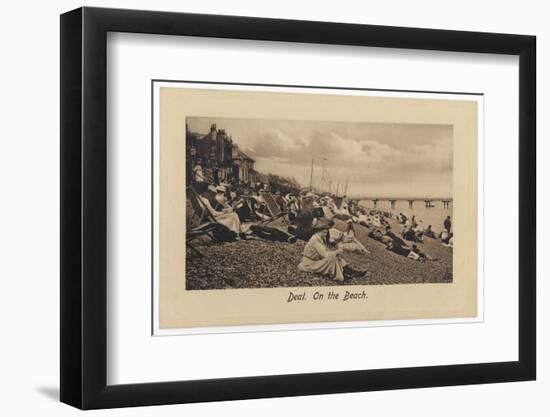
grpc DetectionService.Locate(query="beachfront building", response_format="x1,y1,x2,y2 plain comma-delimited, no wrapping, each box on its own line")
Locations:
231,144,256,183
186,123,256,184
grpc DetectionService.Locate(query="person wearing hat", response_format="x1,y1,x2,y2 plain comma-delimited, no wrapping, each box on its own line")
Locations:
288,196,319,241
200,184,220,210
284,194,300,222
214,185,227,209
298,218,347,282
192,159,207,193
198,190,246,238
320,198,335,220
328,225,343,246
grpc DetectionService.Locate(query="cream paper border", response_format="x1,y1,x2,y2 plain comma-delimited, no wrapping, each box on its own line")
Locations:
157,84,478,329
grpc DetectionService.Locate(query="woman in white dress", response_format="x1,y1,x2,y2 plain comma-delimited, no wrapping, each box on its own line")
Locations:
298,220,347,282
199,194,244,236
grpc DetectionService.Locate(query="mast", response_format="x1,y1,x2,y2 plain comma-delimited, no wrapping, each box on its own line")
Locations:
309,156,314,191
319,157,328,193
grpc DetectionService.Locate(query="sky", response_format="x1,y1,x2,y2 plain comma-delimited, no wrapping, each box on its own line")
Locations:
187,117,453,198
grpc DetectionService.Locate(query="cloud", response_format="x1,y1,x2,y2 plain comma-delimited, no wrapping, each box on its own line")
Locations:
247,129,401,171
360,140,401,163
247,129,305,161
187,117,453,197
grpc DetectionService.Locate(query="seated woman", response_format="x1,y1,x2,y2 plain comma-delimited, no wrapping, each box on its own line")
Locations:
285,194,300,222
402,225,421,242
199,191,247,239
214,186,228,209
202,185,222,210
333,201,351,220
327,226,343,249
340,220,370,254
320,201,335,220
424,224,436,238
402,226,415,241
298,220,347,282
413,220,425,241
214,186,255,223
288,200,319,241
249,192,271,221
399,213,408,224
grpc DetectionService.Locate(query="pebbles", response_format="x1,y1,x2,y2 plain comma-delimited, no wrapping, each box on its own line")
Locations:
186,217,452,290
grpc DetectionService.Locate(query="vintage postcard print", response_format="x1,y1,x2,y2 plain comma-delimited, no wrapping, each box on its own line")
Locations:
152,82,482,334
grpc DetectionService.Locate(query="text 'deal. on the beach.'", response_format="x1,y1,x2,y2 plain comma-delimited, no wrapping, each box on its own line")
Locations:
287,290,368,303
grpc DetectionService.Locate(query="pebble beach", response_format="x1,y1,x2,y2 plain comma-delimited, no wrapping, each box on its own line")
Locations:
186,215,453,290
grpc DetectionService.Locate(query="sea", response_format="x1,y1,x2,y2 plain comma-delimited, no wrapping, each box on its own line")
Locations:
359,199,453,234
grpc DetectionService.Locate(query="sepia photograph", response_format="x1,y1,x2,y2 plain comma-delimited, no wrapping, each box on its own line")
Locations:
155,84,478,330
185,116,454,290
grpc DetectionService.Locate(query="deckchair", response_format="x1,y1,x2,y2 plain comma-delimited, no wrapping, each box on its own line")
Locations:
188,186,217,224
259,191,288,225
186,186,222,257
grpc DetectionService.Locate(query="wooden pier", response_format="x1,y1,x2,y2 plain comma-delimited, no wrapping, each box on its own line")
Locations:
355,197,453,210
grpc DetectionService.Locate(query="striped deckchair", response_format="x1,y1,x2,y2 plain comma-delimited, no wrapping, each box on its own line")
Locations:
259,191,288,225
186,186,222,257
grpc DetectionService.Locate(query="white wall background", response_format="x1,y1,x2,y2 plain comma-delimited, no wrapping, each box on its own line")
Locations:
0,0,545,415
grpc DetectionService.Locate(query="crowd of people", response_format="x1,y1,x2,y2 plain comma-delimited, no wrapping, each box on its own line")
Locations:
396,212,453,248
189,162,453,283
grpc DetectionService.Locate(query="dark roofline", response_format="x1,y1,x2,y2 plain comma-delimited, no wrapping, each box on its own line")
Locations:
236,150,255,162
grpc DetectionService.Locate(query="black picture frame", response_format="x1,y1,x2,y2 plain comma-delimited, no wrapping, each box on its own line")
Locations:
60,6,536,410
